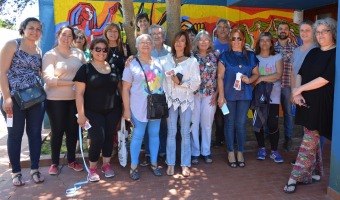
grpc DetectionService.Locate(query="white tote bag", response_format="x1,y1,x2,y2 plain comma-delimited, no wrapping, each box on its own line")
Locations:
118,118,128,167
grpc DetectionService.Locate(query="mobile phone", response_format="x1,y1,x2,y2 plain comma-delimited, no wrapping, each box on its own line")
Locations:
7,114,13,127
300,99,310,108
221,103,230,115
176,73,183,82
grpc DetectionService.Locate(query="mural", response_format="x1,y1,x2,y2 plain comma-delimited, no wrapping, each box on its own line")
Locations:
54,1,300,49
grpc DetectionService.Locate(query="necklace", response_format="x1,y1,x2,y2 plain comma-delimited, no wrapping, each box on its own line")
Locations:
232,50,243,69
175,55,185,61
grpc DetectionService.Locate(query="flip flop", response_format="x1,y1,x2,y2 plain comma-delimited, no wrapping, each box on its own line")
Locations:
31,171,44,184
12,173,25,186
284,183,297,193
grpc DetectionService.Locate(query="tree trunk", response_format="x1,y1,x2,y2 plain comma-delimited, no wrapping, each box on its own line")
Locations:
121,0,137,55
165,0,181,46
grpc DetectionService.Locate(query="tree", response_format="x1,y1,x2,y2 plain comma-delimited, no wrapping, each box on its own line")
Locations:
121,0,137,55
0,18,15,29
0,0,37,26
165,0,181,46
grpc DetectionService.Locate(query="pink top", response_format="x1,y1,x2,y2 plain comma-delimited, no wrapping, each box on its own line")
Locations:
42,47,86,100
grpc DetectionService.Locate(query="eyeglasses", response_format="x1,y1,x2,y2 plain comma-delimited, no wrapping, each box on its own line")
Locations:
151,32,162,36
199,39,209,43
140,41,152,46
76,35,85,39
94,47,108,53
315,29,331,36
232,37,242,41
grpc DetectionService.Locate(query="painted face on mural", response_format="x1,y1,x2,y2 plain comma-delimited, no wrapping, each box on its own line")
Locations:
299,24,313,43
150,27,164,46
82,7,93,21
277,24,290,40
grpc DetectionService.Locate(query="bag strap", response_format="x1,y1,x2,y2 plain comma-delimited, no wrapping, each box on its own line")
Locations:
135,56,152,95
120,117,126,132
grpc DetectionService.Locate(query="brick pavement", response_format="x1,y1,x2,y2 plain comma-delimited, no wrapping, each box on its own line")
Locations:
0,113,332,199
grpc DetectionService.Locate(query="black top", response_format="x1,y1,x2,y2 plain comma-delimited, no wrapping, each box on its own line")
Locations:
295,47,336,140
106,45,131,81
73,63,120,114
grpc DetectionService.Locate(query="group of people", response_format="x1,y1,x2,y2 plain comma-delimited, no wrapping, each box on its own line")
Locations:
0,13,336,195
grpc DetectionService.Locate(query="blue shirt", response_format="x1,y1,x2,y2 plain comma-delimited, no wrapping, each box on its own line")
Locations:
213,40,229,55
219,50,258,101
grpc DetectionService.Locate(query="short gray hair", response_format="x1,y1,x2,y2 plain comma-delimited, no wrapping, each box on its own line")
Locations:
148,24,166,37
313,17,337,45
192,30,214,54
216,18,230,29
135,34,154,48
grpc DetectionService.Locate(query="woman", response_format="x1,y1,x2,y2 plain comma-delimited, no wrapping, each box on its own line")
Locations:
73,38,122,182
72,29,90,61
217,28,259,168
284,17,337,193
191,31,218,164
253,32,284,163
135,13,150,37
122,34,164,180
0,17,45,186
43,25,86,175
162,31,200,177
103,23,131,89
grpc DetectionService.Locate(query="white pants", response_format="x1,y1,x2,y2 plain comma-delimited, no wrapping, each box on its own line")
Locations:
191,95,216,156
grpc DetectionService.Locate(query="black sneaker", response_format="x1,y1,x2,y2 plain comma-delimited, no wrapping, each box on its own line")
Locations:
140,155,150,167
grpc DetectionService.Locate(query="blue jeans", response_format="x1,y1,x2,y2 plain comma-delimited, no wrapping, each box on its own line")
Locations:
130,114,161,166
281,87,293,139
166,106,192,166
144,117,167,156
0,96,45,173
224,100,250,152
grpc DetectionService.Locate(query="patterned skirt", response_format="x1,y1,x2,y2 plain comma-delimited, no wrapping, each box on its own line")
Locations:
289,127,323,184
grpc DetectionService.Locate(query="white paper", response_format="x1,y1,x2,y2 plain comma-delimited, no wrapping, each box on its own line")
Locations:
221,103,230,115
234,72,243,91
6,114,13,127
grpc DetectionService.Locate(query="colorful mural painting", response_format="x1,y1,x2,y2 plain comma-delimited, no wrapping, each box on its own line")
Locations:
54,1,300,49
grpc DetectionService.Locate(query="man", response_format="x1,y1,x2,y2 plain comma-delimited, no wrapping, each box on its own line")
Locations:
274,21,298,151
213,18,230,148
140,24,171,167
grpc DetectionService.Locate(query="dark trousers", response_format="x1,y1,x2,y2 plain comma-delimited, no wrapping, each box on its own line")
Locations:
255,104,280,151
0,96,45,173
86,106,122,162
214,107,225,143
46,100,78,165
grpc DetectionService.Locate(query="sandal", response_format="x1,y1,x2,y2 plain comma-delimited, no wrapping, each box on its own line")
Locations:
12,173,25,186
182,166,190,177
237,152,245,168
191,156,199,165
166,165,174,176
284,183,297,193
130,168,140,181
150,165,162,176
31,171,44,184
227,156,237,168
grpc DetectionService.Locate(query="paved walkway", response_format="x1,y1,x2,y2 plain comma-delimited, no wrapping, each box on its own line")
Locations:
0,113,332,199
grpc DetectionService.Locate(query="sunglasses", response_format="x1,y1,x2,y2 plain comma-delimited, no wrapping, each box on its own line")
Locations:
76,35,85,39
232,37,242,41
94,47,108,53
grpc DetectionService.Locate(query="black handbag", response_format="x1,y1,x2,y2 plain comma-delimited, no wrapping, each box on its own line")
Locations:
135,57,168,119
13,79,46,110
